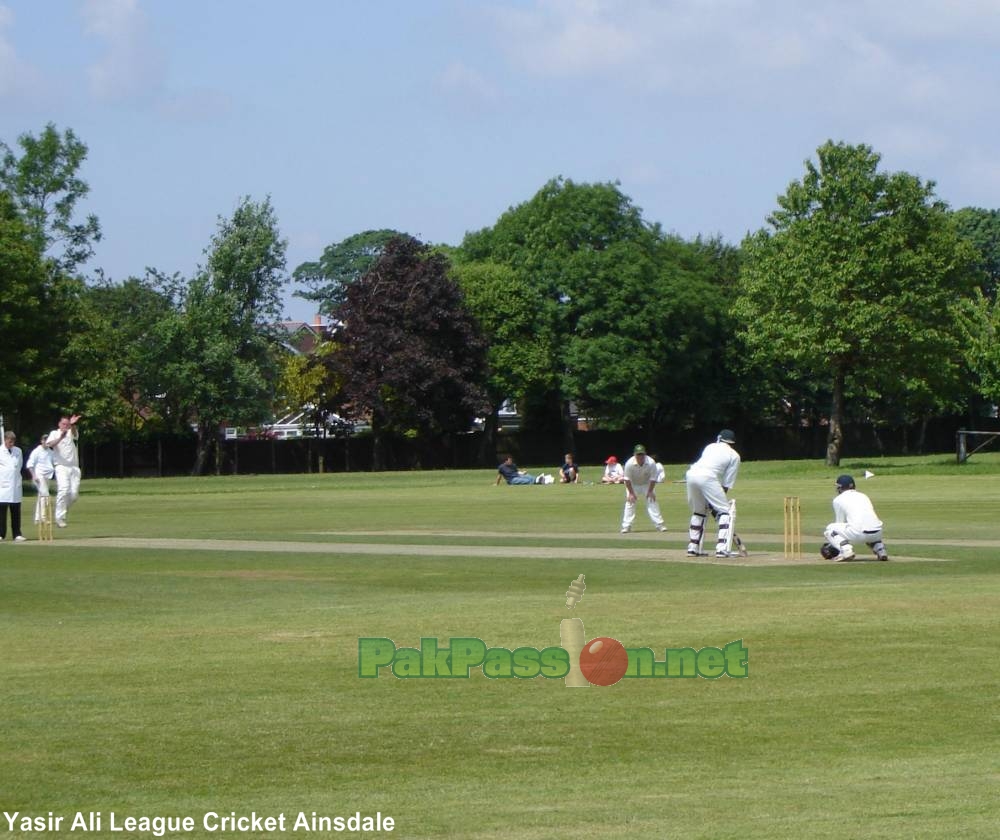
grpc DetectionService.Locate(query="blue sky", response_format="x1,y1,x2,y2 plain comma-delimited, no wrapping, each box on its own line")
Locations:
3,0,999,322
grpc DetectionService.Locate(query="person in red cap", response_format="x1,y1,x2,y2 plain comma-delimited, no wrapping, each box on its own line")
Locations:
600,455,624,484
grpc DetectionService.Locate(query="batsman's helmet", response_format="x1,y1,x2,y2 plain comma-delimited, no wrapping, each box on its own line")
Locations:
836,474,855,491
718,429,736,444
820,543,840,560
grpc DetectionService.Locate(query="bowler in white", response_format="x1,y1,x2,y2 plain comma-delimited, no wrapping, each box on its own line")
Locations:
45,414,82,527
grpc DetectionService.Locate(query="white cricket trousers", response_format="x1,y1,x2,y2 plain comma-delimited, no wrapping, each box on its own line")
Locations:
685,469,731,553
54,465,81,522
622,493,664,530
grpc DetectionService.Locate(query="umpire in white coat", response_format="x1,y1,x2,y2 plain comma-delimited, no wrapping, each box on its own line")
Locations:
0,430,26,542
685,429,741,557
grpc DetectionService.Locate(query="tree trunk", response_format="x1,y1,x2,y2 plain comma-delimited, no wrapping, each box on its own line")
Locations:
826,370,845,466
917,416,928,454
561,399,576,457
191,426,211,476
477,408,499,467
371,411,386,471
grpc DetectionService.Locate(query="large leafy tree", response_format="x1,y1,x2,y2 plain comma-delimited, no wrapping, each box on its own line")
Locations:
460,178,736,443
273,339,342,434
953,207,1000,300
149,197,288,474
64,277,174,439
735,141,979,465
960,290,1000,411
0,123,101,275
451,259,557,460
563,233,739,430
0,190,80,430
461,178,664,444
331,236,489,470
293,229,404,316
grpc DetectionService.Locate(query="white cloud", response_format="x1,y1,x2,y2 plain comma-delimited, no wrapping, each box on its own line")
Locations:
490,0,638,77
0,4,17,97
82,0,166,103
0,2,43,101
438,60,500,104
483,0,992,136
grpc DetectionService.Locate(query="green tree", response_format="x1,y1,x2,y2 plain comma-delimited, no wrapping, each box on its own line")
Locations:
64,277,174,439
273,340,341,434
0,190,80,430
451,259,557,461
460,178,665,446
460,178,736,445
959,291,1000,412
0,123,101,274
294,229,404,316
735,141,979,465
953,207,1000,299
331,236,489,470
149,197,289,474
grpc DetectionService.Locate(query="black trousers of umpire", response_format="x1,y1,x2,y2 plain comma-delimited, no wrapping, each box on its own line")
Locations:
0,502,23,540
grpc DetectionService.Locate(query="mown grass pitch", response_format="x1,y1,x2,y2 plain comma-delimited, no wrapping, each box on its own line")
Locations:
1,455,998,839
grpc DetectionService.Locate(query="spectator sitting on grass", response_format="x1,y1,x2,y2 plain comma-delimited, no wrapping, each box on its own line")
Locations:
559,453,580,484
496,455,549,485
601,456,625,484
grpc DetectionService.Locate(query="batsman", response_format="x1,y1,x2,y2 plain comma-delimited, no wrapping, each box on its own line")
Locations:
685,429,742,557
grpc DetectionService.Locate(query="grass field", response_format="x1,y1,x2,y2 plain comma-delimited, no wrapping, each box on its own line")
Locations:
2,454,999,839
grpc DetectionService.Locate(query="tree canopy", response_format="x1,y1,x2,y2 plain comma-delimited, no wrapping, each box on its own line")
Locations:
293,229,404,316
953,207,1000,300
735,141,979,465
148,196,289,473
5,121,1000,468
459,177,736,442
0,191,76,421
331,236,489,469
0,123,101,275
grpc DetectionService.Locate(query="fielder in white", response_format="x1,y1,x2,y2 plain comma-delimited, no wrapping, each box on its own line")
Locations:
824,474,889,561
685,429,741,557
620,445,666,534
45,414,82,527
25,434,55,524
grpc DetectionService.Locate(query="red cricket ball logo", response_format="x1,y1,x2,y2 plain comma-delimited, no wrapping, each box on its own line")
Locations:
578,636,630,686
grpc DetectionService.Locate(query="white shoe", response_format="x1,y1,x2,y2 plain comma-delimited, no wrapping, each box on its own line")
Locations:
620,527,631,534
656,525,667,532
715,550,730,558
56,520,67,528
835,551,856,562
14,535,27,542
